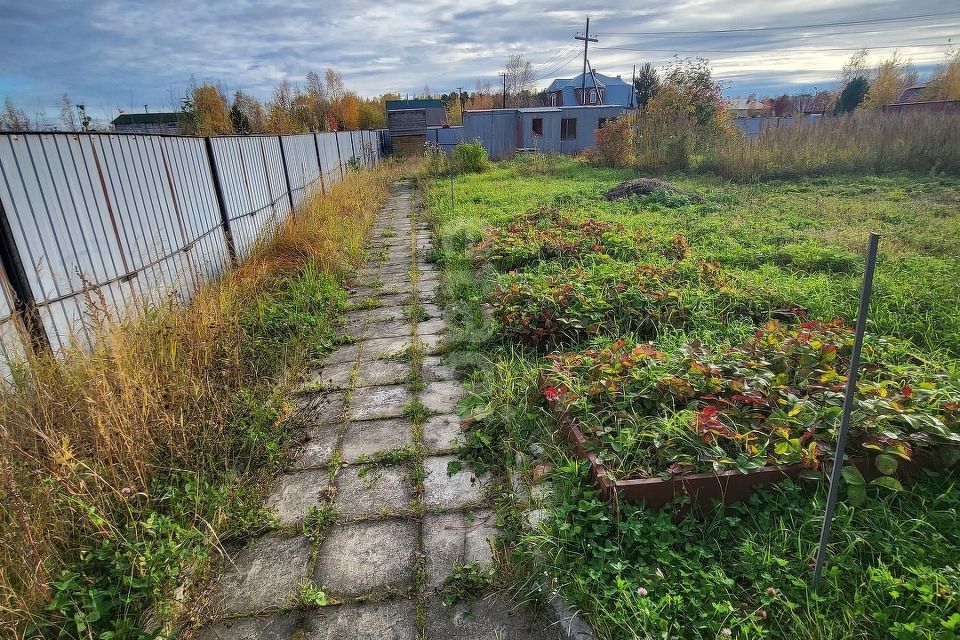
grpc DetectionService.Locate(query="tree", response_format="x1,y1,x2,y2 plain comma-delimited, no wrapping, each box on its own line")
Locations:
834,76,870,114
59,94,77,131
230,90,264,134
634,62,660,108
0,97,31,131
305,70,330,131
862,51,917,110
922,49,960,100
181,81,233,135
265,76,299,134
504,54,535,106
444,93,463,125
840,49,870,87
661,56,726,127
466,80,494,110
325,69,346,103
771,94,793,116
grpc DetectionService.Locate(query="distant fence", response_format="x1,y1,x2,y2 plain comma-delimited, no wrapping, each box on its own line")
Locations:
0,128,386,368
732,116,822,138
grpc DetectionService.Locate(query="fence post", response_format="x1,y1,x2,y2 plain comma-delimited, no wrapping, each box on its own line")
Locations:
0,196,51,356
278,135,295,214
350,132,357,167
203,136,238,266
313,133,326,195
334,132,344,181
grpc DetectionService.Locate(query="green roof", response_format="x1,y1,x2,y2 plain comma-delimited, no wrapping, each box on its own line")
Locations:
384,99,443,111
111,112,181,125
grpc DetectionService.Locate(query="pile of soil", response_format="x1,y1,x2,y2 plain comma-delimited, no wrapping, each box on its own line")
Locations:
603,178,703,203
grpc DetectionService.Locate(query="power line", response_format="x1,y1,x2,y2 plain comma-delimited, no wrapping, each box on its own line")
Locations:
595,41,953,54
593,10,960,36
534,40,578,69
534,50,584,82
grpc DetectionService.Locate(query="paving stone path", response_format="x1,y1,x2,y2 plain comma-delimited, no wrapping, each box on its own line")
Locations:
197,182,560,640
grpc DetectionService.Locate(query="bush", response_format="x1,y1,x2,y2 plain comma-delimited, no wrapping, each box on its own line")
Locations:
453,140,489,173
590,117,635,168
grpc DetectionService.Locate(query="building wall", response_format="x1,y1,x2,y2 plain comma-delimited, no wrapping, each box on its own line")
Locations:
113,122,181,135
882,100,960,114
519,112,561,152
464,105,625,159
557,106,625,155
463,110,520,160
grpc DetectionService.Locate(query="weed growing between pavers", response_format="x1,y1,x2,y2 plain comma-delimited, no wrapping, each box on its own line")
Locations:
424,158,960,639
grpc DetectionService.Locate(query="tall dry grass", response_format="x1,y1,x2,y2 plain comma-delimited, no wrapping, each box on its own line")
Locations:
700,111,960,180
0,160,405,636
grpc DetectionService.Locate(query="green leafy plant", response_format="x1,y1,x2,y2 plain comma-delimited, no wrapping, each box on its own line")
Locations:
440,563,497,607
543,321,960,479
453,141,489,174
299,580,329,607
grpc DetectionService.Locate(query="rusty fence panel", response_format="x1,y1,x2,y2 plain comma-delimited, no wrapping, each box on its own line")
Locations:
0,128,383,367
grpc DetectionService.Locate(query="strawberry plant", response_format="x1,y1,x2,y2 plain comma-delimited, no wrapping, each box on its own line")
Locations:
543,321,960,479
473,207,666,271
490,259,785,347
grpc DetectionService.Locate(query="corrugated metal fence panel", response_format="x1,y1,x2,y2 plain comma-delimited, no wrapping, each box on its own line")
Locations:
335,131,353,175
350,131,363,168
160,136,231,288
211,136,281,260
281,134,321,207
0,264,27,376
0,128,382,364
317,132,342,187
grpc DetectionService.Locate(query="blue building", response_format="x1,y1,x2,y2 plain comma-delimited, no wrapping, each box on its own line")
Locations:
545,72,636,108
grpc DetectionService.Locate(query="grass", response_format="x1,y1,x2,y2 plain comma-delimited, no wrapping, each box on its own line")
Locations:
700,111,960,181
428,156,960,359
0,159,405,638
425,157,960,639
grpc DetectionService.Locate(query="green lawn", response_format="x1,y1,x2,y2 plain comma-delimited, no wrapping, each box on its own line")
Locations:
425,157,960,640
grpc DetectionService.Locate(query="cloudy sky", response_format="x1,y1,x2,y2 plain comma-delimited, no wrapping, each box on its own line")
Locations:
1,0,957,123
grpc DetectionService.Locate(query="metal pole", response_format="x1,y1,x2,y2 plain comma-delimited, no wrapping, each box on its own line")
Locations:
0,195,51,356
278,135,295,214
203,136,238,266
449,168,454,213
811,231,880,590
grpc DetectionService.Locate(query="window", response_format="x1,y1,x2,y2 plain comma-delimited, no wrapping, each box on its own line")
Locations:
532,118,543,136
560,118,577,140
589,89,597,104
549,93,558,106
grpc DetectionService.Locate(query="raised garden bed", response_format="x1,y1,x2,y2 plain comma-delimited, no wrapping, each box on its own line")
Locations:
541,324,960,510
558,417,937,510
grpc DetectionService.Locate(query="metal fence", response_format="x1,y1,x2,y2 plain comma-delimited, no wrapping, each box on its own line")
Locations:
0,128,385,371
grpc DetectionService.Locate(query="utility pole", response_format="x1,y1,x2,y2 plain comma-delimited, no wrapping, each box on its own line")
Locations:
630,65,636,109
457,86,464,121
575,17,598,105
499,72,507,109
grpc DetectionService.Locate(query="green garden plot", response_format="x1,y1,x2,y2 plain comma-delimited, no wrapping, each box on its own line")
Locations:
426,156,960,639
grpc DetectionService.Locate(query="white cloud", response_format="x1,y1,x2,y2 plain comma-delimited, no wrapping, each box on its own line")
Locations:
0,0,956,120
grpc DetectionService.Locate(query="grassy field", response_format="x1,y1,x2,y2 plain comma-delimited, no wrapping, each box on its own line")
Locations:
424,156,960,639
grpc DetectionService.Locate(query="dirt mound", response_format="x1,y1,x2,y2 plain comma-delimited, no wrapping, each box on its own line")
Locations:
603,178,703,203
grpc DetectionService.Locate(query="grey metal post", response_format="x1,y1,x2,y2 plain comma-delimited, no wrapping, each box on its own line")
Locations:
0,196,51,356
449,169,455,212
203,136,238,266
278,135,295,213
811,232,880,590
313,133,326,195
